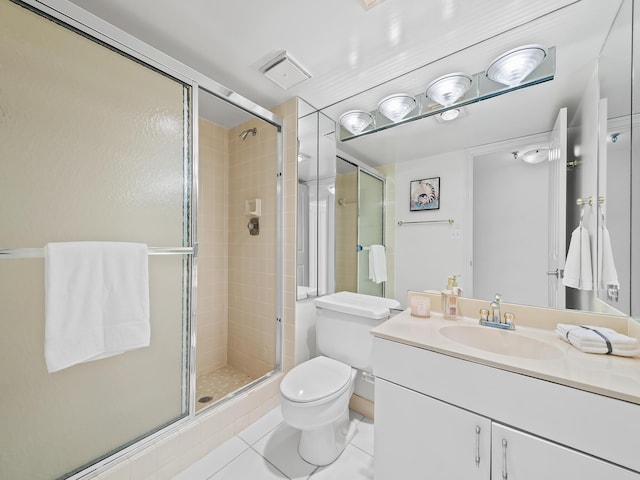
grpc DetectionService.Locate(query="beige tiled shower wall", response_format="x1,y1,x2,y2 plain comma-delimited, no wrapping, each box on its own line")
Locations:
335,170,358,292
197,118,229,375
227,119,279,378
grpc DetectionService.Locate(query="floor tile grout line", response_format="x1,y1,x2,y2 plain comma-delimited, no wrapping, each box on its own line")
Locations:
238,418,285,447
349,442,374,458
248,444,296,479
203,439,251,480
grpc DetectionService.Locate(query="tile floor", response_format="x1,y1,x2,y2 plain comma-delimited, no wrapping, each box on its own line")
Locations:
174,407,374,479
195,365,259,411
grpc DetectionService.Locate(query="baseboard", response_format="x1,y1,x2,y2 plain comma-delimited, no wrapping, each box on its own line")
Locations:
349,393,374,420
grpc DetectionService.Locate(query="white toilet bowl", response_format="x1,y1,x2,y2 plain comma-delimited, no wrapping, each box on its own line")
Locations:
280,356,358,466
280,292,400,466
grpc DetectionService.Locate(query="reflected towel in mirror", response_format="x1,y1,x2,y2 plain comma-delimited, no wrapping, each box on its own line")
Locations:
599,224,619,289
562,225,592,290
368,245,387,284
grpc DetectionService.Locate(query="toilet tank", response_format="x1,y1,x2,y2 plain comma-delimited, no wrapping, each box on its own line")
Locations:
313,292,400,372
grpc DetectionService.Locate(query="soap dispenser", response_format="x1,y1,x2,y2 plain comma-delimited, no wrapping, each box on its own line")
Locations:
490,294,501,323
442,276,459,320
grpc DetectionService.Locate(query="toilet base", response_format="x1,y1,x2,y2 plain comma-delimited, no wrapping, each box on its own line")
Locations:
298,410,358,466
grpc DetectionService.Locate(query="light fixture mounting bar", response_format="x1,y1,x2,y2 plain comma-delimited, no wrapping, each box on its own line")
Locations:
338,46,555,141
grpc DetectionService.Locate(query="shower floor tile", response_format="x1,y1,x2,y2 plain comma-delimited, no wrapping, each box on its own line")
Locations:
196,365,258,411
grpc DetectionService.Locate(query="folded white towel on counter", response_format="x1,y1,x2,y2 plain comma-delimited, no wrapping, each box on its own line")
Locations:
562,225,593,290
556,323,639,357
45,241,150,373
368,244,387,284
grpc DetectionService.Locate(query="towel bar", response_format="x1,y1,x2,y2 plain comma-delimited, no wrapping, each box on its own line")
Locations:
0,246,195,259
397,218,454,226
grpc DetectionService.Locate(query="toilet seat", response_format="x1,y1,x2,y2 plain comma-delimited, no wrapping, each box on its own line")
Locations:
280,356,352,404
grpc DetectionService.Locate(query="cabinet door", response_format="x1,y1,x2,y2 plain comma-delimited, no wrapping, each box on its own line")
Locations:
492,423,640,480
375,379,491,480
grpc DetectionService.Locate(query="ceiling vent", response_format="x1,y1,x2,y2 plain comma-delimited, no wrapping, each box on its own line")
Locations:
260,51,311,90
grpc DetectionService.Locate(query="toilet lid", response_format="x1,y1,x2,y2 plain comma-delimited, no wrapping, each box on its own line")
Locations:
280,356,352,403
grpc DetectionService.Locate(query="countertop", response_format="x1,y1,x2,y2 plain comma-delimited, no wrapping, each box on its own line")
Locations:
371,309,640,405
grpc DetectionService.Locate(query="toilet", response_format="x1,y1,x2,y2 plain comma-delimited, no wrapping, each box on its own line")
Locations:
280,291,400,466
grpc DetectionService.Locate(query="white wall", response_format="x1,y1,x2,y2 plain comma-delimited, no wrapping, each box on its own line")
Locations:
473,152,549,307
394,151,467,307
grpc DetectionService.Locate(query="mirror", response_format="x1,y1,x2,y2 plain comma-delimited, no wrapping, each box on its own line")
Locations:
297,99,336,299
297,0,637,319
596,0,633,316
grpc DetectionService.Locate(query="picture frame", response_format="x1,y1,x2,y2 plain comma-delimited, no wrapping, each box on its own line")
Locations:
410,177,440,211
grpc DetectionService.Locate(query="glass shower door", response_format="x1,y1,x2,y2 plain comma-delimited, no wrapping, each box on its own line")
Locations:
358,170,385,296
0,3,191,478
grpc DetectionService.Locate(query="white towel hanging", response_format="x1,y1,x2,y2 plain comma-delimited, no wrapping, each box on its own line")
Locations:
598,207,619,290
368,245,388,284
44,242,150,373
562,225,592,290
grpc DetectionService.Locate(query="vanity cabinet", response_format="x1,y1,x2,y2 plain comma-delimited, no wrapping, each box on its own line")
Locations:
491,423,639,480
373,336,640,479
375,378,491,479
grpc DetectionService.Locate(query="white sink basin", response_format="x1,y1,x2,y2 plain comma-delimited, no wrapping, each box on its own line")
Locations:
439,324,564,360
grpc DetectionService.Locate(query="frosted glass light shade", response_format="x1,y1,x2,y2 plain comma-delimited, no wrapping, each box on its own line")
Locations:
486,44,548,86
339,110,374,135
426,73,472,107
439,108,460,121
519,148,549,164
377,94,417,122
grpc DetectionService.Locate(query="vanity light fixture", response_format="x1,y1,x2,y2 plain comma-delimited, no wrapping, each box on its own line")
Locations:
339,110,374,135
486,44,548,87
337,45,555,141
426,73,472,107
377,94,417,122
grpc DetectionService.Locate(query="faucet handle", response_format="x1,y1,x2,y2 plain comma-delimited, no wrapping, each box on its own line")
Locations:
504,312,515,326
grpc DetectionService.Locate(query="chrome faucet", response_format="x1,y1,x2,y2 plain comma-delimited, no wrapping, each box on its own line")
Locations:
479,294,515,330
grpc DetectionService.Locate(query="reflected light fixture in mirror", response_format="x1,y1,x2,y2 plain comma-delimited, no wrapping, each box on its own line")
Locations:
377,94,417,122
439,108,461,121
486,44,548,86
426,72,472,107
339,110,374,135
513,147,549,164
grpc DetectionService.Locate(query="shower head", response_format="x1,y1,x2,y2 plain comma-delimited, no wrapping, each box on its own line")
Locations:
239,128,257,141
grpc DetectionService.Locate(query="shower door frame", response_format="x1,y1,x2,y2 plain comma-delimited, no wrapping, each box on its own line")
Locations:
14,0,284,478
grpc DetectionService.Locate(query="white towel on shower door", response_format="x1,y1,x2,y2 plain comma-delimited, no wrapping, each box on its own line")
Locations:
44,241,150,373
562,225,593,291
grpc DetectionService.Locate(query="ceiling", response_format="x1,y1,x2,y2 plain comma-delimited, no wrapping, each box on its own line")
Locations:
65,0,622,166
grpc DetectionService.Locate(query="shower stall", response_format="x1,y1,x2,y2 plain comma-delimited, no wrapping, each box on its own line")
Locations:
195,90,281,411
0,1,282,479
